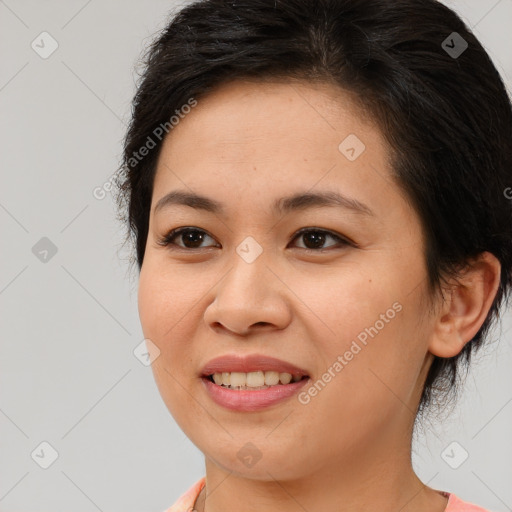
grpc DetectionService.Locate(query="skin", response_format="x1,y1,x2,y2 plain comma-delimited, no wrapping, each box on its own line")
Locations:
137,78,500,512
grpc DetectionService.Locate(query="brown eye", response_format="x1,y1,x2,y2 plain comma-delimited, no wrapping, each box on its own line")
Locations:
158,227,218,249
157,226,352,252
290,228,351,251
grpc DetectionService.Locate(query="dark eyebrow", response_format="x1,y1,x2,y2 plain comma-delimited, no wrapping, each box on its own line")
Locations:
153,189,374,217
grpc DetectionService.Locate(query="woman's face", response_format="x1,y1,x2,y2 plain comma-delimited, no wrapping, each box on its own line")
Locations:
138,79,436,479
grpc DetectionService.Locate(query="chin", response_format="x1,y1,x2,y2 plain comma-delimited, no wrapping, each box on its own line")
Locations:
202,438,314,481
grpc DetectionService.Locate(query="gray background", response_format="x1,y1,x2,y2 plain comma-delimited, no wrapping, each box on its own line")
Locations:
1,1,511,511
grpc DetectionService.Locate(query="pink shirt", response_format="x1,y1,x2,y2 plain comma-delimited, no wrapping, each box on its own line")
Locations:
163,477,495,512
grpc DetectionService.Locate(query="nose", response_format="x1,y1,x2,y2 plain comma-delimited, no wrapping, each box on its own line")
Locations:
203,252,292,337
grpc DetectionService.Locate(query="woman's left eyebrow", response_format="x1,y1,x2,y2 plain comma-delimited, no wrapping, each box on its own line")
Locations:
153,189,374,217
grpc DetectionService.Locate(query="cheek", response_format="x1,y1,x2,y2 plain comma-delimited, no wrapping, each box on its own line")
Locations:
291,264,401,348
138,260,200,343
138,264,191,401
294,264,427,410
138,262,205,423
138,267,169,343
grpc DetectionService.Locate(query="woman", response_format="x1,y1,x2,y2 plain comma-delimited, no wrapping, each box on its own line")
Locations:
114,0,512,511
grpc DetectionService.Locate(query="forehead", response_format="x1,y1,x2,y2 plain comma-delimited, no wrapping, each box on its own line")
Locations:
153,80,399,220
161,78,380,154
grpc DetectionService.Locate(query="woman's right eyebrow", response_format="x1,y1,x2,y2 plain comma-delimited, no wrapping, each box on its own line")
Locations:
153,189,374,218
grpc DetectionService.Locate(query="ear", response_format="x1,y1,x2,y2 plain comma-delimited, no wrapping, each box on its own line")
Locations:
428,252,501,358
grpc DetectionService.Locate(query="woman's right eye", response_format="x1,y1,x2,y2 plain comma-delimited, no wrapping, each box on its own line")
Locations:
157,227,218,249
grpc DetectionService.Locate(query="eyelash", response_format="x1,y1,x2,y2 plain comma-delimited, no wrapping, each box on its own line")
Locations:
156,226,354,252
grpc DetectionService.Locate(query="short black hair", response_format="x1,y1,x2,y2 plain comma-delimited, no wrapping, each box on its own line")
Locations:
114,0,512,416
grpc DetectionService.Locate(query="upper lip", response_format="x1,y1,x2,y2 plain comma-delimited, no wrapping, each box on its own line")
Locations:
200,353,309,377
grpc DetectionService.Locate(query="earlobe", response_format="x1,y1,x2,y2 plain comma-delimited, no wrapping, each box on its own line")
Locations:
428,252,501,359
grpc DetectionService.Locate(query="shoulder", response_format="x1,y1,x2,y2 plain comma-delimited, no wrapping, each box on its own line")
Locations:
445,492,496,512
162,484,496,512
162,477,206,512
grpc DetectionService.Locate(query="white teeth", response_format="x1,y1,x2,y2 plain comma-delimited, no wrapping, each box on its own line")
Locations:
246,371,265,387
279,372,292,385
210,371,303,387
229,372,246,387
264,371,280,386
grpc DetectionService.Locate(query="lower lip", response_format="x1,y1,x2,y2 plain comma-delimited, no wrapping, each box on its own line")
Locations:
201,376,310,412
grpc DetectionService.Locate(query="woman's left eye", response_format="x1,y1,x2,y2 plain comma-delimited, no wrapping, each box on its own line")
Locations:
157,227,352,251
290,228,351,251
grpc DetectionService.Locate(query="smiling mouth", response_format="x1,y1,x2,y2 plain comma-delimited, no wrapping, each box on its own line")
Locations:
204,370,308,390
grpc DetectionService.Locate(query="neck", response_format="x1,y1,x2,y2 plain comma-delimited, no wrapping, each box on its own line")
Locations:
194,444,448,512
